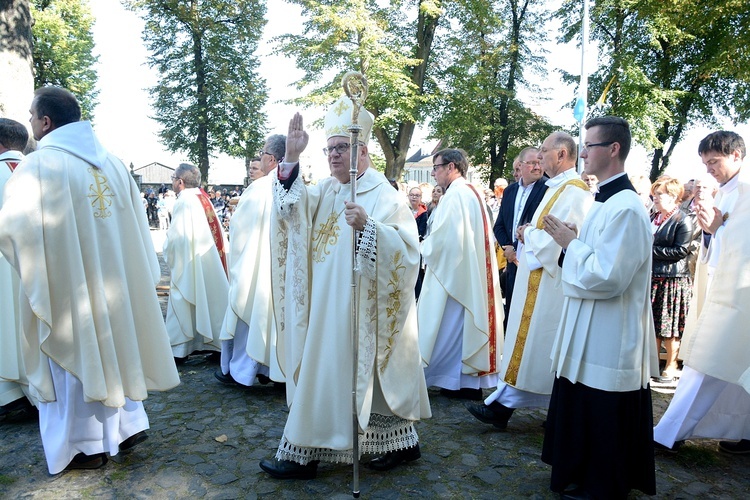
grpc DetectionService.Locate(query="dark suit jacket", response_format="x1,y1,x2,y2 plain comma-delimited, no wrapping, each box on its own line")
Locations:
493,179,548,327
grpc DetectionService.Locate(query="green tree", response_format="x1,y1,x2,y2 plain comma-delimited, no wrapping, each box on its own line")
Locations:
279,0,442,181
430,0,553,184
30,0,99,119
127,0,268,182
558,0,750,180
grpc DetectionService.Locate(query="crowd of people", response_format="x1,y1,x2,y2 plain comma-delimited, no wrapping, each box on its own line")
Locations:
1,86,748,500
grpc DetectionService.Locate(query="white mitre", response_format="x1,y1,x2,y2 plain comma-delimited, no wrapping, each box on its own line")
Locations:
324,95,374,146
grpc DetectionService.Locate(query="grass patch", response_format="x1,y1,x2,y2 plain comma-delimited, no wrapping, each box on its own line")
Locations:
0,475,16,485
675,446,719,468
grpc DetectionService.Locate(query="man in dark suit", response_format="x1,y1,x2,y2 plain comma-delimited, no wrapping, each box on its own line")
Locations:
493,147,547,330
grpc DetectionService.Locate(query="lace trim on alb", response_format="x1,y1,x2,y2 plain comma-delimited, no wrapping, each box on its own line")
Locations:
275,414,419,465
273,175,303,220
355,217,377,278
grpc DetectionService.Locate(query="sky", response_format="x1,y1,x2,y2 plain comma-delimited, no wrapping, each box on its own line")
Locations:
88,0,750,186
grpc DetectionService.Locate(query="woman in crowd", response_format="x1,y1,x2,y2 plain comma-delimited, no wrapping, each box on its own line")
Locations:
649,177,695,383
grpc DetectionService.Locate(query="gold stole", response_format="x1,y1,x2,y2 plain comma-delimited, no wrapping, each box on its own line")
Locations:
504,179,588,385
196,189,228,276
466,183,499,375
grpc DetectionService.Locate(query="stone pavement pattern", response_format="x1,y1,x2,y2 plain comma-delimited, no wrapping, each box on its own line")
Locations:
1,240,748,499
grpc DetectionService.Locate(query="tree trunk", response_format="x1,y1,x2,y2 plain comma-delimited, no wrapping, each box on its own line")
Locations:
0,0,34,132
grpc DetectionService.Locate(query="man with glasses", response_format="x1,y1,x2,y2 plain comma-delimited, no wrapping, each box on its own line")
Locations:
541,116,657,499
418,149,503,401
215,134,285,388
493,148,547,330
164,163,229,364
466,132,593,430
259,96,430,479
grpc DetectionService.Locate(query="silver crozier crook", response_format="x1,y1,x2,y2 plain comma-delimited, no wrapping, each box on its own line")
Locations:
342,71,367,499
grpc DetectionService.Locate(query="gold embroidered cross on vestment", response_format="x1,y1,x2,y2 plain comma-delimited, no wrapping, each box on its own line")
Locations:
87,167,113,218
312,209,343,262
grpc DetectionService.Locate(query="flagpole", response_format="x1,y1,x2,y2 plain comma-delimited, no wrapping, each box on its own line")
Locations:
576,0,590,174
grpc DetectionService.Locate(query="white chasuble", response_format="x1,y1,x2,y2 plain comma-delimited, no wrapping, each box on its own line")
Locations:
500,173,592,394
0,121,179,407
0,152,27,406
418,177,503,378
550,190,659,392
220,174,282,381
164,187,229,355
270,167,430,460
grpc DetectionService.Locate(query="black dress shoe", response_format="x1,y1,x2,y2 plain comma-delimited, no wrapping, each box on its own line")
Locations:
654,440,682,454
560,486,593,500
214,369,238,385
256,373,272,385
367,444,421,471
440,387,483,400
65,452,108,470
718,439,750,454
464,401,514,429
119,431,148,453
259,458,318,479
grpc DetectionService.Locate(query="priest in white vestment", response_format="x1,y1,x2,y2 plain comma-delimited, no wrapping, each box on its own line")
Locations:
654,130,750,454
164,163,229,361
541,117,658,499
466,132,593,428
217,134,285,387
259,98,431,480
0,87,180,473
0,118,35,417
418,149,503,401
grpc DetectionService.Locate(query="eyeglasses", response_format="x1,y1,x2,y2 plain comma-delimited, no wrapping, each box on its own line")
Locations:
258,150,276,159
582,141,614,151
170,175,182,181
520,160,541,166
432,162,451,171
323,143,352,156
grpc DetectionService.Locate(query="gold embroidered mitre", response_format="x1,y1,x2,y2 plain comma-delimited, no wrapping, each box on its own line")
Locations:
324,95,374,145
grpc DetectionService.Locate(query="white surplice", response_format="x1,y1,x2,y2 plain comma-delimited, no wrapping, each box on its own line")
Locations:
488,170,592,407
654,180,750,446
271,167,431,464
219,174,281,384
0,121,180,473
550,188,659,392
164,187,229,357
418,177,503,389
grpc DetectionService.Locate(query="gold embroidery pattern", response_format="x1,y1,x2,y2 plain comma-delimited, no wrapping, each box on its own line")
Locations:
87,167,113,218
380,250,405,373
334,100,348,116
504,179,588,385
312,210,341,262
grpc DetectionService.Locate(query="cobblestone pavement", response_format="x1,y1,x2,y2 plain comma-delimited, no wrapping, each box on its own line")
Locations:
1,235,748,499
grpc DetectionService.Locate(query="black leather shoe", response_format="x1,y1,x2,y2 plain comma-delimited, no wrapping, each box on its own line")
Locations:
440,388,483,400
367,444,421,471
654,440,682,454
119,431,148,453
214,369,238,385
65,452,108,470
464,401,514,429
259,458,318,479
256,373,272,385
718,439,750,455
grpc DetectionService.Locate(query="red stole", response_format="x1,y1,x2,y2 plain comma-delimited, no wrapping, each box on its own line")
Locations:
466,183,499,375
197,189,228,276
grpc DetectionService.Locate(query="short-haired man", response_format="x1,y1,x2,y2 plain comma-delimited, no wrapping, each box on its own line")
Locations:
493,147,547,329
259,98,430,479
0,86,179,473
418,149,503,400
654,131,750,454
248,156,263,182
216,134,285,387
0,118,34,418
466,132,593,429
541,117,658,498
164,162,229,362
